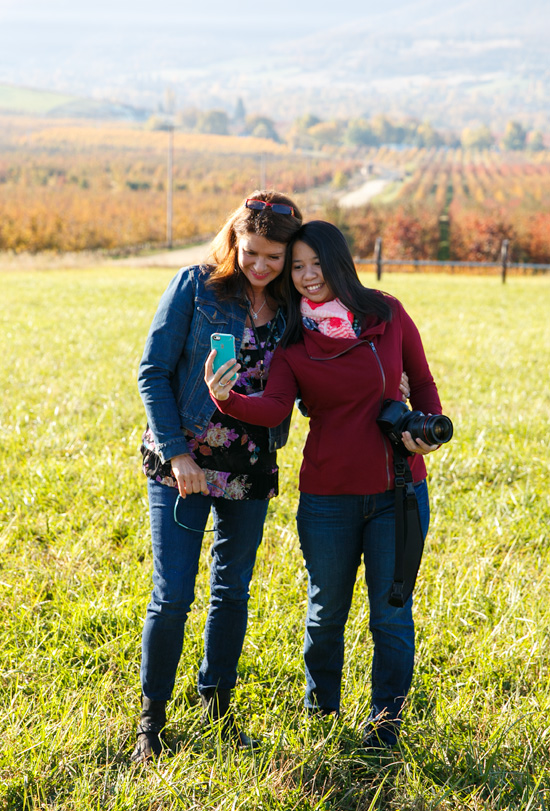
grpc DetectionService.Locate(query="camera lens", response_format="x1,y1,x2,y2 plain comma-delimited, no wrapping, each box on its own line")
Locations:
377,399,454,454
423,415,453,445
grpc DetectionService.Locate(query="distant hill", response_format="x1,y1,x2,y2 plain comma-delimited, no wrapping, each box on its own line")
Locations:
329,0,550,36
0,83,149,121
0,0,548,129
0,84,78,116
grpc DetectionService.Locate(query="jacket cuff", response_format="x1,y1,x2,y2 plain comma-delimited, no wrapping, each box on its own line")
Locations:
155,436,191,464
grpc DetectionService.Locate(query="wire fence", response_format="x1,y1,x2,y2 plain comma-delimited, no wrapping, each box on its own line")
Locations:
356,239,550,282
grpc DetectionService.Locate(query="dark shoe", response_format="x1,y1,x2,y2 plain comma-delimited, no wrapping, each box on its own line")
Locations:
200,687,259,749
200,686,232,720
130,697,167,763
362,712,399,755
362,729,396,754
221,711,260,749
306,706,339,718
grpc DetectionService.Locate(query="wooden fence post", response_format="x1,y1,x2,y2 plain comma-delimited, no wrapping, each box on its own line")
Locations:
375,237,383,281
260,152,267,189
501,239,509,284
166,126,174,249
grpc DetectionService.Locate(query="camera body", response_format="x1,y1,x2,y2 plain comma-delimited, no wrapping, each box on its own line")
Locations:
377,399,453,455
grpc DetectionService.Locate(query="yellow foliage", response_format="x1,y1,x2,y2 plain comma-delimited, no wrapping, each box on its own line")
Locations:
21,122,290,156
0,115,357,253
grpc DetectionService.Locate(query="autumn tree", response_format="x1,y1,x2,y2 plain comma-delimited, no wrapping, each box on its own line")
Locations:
234,97,246,124
344,205,384,257
527,131,545,152
308,121,344,146
461,125,494,150
414,122,443,148
345,118,377,147
524,212,550,263
197,111,229,135
501,121,527,151
450,208,516,261
295,113,322,130
383,207,440,260
245,116,280,142
175,107,200,131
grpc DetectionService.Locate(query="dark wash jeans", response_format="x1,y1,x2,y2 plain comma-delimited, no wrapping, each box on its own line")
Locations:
296,479,430,743
140,480,268,702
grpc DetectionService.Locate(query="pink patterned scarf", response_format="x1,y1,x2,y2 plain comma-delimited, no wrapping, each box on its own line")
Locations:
301,297,356,339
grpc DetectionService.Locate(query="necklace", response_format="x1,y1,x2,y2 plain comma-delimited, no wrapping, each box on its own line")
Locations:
248,295,267,321
246,308,280,389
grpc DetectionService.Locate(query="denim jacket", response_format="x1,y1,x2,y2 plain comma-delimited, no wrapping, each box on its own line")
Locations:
138,265,292,462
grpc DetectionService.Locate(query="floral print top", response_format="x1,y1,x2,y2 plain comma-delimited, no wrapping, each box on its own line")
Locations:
141,319,281,500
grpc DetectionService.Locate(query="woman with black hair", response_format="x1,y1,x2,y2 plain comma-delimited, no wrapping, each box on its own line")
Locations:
205,220,443,751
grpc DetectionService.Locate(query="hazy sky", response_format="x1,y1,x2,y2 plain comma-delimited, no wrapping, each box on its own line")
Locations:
1,0,548,127
3,0,545,38
0,0,375,25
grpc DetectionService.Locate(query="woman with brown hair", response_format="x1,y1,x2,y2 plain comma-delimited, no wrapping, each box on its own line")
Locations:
132,191,303,762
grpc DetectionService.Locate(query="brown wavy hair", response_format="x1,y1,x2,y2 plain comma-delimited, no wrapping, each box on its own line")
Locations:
206,190,303,304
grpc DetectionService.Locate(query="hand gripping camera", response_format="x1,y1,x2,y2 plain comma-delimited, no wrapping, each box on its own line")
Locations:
376,399,453,456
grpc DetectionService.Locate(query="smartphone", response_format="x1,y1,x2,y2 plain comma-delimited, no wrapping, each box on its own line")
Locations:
210,333,237,381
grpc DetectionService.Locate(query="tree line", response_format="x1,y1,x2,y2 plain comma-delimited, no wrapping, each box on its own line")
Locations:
148,97,547,154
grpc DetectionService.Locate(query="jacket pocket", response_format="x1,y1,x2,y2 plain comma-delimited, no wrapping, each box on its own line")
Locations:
193,301,230,348
175,300,232,413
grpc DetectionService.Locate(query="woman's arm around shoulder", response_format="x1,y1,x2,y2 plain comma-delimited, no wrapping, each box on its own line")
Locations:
396,300,442,416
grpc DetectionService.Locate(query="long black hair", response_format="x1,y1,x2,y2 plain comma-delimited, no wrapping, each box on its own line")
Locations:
280,220,393,347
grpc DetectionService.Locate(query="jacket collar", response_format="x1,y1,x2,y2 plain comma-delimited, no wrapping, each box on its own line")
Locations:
302,316,387,360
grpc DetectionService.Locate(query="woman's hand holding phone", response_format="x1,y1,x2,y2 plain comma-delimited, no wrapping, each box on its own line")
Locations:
210,333,237,378
205,333,240,401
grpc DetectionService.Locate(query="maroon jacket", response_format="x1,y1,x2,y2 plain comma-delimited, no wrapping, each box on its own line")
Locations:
214,298,442,495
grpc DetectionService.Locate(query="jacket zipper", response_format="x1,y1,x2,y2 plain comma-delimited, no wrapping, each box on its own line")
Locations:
308,339,367,362
367,340,391,490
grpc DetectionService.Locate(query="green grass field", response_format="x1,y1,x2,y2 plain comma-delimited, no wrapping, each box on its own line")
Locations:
0,84,78,115
1,269,549,810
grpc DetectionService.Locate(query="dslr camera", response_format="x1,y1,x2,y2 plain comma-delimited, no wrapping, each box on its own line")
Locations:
377,399,453,455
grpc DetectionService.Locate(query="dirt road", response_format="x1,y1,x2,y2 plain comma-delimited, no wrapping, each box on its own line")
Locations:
338,178,391,209
112,241,212,269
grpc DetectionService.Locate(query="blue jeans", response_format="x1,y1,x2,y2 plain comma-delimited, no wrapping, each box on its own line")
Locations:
296,480,429,742
140,480,268,701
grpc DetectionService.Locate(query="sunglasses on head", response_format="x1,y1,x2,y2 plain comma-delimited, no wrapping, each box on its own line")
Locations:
245,198,294,216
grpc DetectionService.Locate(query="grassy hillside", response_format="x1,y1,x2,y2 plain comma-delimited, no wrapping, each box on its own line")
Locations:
1,269,549,810
0,83,78,115
0,84,147,120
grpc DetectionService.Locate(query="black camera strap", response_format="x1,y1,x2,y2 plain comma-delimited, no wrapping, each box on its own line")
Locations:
389,452,425,608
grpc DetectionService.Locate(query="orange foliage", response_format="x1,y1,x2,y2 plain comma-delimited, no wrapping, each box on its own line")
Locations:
521,212,550,264
344,146,550,263
22,122,290,156
0,117,358,253
345,206,384,257
448,206,517,262
2,121,550,263
382,208,440,260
